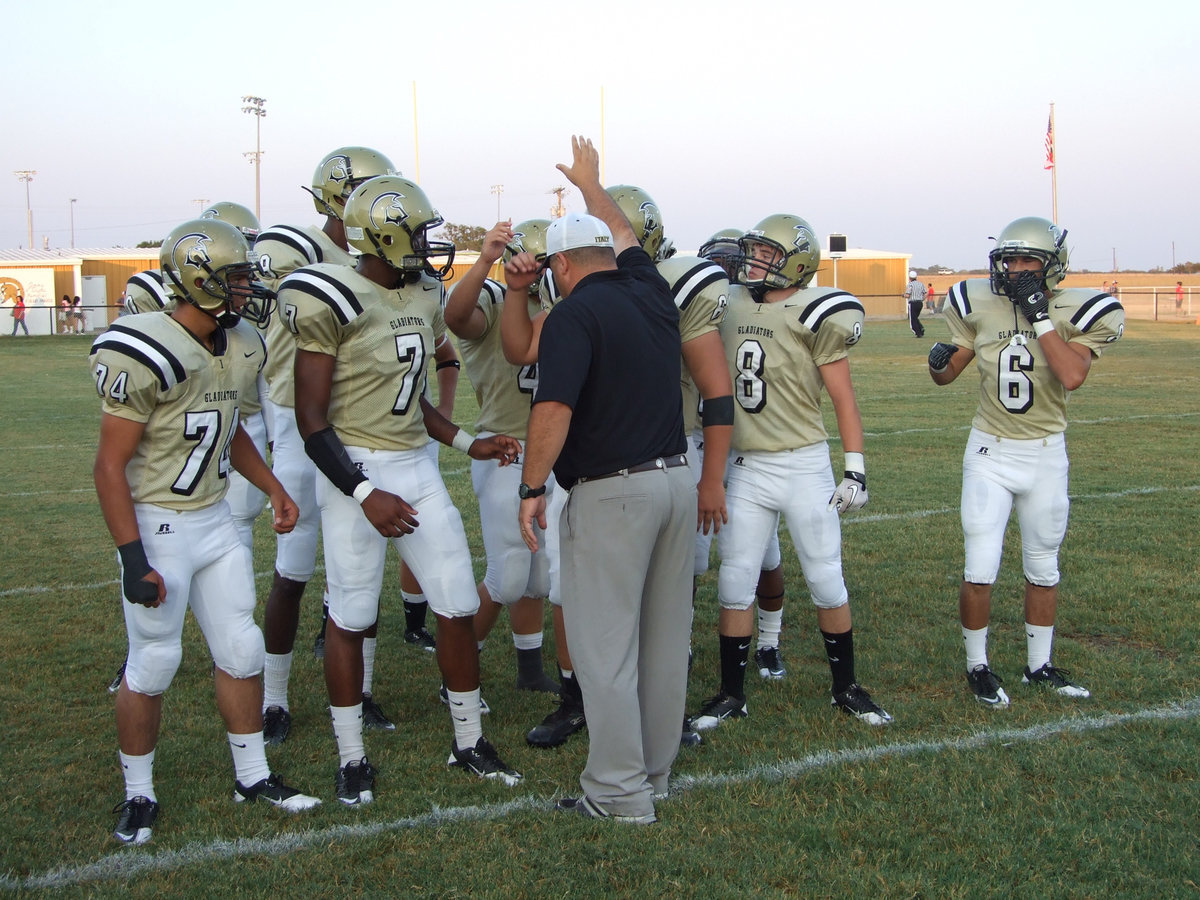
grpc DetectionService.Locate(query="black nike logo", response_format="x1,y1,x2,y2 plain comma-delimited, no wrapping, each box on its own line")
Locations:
230,741,248,748
449,699,464,706
243,351,256,358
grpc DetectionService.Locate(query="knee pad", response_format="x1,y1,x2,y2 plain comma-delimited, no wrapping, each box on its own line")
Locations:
806,563,849,610
275,514,319,582
328,587,381,633
484,547,535,607
717,562,757,611
125,642,183,696
211,617,265,680
1022,550,1060,588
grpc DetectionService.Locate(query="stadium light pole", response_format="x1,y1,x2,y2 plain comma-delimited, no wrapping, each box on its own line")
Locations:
491,184,504,220
14,170,35,249
69,198,76,248
241,96,266,220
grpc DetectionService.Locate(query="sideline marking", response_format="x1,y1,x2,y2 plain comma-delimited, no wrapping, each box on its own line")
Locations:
8,698,1199,891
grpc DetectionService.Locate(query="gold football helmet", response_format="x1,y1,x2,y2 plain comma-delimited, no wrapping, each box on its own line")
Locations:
606,184,665,260
988,216,1070,296
740,215,821,291
306,146,399,220
343,176,455,280
200,201,260,241
699,228,744,280
160,219,274,327
504,218,560,304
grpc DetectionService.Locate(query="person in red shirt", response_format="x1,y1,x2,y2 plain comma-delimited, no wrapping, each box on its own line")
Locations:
10,295,28,336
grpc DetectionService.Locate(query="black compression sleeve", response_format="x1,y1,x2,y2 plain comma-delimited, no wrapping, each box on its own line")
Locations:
303,426,367,497
701,395,735,428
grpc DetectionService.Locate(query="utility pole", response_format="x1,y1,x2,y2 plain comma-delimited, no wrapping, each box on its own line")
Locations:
241,96,266,220
69,198,77,247
490,184,504,220
548,186,567,218
14,170,35,249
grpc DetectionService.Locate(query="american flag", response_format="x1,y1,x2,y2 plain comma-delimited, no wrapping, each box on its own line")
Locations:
1044,115,1055,170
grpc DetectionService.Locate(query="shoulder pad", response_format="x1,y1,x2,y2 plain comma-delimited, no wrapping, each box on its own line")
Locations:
90,321,188,392
280,264,365,326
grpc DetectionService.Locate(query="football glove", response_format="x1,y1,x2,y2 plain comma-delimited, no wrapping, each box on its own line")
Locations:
828,471,868,515
928,342,959,373
118,540,159,607
1016,289,1050,325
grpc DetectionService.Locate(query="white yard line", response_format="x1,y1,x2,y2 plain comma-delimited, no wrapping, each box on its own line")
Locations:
9,698,1198,891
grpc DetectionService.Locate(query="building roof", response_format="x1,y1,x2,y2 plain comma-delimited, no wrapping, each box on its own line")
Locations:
0,247,157,264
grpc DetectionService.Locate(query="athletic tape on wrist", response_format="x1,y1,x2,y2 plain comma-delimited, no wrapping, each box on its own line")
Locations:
844,452,865,476
1032,319,1055,337
452,429,475,453
352,480,375,505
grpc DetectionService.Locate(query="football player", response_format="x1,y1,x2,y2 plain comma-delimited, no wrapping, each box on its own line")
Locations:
252,147,409,743
689,214,893,731
929,217,1124,706
698,230,789,682
500,186,734,749
92,218,318,846
444,218,560,695
284,175,523,803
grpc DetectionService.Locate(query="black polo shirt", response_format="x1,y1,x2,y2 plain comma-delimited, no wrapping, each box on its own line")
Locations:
534,246,685,488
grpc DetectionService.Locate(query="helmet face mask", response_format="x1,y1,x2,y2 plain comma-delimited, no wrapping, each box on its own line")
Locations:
343,176,455,280
160,219,275,328
505,219,553,299
699,228,744,280
739,215,821,292
605,185,665,260
306,147,399,221
988,216,1069,298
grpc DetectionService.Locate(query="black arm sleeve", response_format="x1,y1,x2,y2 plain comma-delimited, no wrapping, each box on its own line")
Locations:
303,426,367,497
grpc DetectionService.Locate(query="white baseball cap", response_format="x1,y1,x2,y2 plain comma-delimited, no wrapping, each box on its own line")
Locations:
909,270,917,279
546,213,613,255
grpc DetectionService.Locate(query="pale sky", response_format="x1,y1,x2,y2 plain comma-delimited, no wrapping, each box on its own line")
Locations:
3,0,1196,272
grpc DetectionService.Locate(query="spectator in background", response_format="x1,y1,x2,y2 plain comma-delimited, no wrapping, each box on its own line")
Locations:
926,283,937,313
1176,281,1184,314
1107,281,1119,298
11,294,29,336
72,296,85,334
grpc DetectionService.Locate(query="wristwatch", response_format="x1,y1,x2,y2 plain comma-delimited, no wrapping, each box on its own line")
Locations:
518,482,546,500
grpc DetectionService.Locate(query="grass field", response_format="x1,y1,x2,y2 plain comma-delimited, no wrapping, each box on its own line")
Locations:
2,317,1198,897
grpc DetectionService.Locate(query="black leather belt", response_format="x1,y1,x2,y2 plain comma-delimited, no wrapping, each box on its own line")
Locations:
575,454,688,485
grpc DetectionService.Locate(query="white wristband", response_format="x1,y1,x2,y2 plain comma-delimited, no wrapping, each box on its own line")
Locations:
1032,319,1055,338
452,429,475,453
844,452,865,475
352,480,375,505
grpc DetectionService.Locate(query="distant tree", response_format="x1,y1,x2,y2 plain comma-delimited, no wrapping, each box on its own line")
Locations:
1171,261,1200,274
136,239,163,249
440,223,486,252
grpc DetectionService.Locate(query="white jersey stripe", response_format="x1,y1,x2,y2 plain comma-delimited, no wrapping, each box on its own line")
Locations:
799,292,860,332
671,261,726,311
1072,294,1123,332
281,269,363,325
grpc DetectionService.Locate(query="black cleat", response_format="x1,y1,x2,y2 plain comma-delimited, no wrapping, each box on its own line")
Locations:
263,705,292,745
112,796,158,845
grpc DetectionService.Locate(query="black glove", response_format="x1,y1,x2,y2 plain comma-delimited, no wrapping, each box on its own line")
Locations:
928,342,959,373
118,540,159,607
1016,289,1050,325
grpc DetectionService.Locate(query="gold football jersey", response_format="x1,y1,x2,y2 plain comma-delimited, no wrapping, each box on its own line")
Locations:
720,284,865,452
280,263,446,452
944,279,1124,438
89,312,266,511
453,277,540,439
254,225,354,407
658,255,730,434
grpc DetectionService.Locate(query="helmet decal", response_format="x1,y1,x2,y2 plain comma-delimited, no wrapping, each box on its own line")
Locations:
792,225,814,256
370,192,409,230
172,232,212,273
639,202,660,245
324,155,352,190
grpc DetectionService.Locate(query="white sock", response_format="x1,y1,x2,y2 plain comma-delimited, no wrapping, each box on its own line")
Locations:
560,667,574,680
512,631,543,651
1026,623,1054,673
445,688,483,751
228,732,270,787
963,625,989,671
362,638,377,696
119,749,156,802
263,652,292,711
757,608,783,650
331,704,365,767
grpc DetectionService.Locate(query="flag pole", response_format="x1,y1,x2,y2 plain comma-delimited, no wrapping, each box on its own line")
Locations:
413,81,421,184
600,86,606,185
